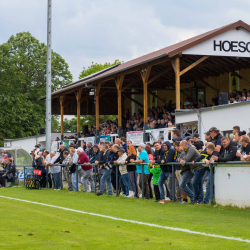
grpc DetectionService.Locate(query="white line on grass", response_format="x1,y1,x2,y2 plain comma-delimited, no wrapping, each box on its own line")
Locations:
0,195,249,244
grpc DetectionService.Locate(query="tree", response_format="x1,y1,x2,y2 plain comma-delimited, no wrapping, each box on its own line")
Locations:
0,32,73,144
79,59,122,79
62,115,118,133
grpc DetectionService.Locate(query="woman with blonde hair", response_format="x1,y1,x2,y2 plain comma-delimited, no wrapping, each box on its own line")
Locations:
125,145,138,198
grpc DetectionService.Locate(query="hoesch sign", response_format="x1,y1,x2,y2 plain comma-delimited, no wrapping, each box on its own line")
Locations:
214,40,250,53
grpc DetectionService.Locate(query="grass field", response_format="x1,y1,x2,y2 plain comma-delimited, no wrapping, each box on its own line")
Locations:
1,187,250,249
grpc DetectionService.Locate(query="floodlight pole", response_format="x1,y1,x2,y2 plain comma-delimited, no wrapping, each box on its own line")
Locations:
46,0,52,151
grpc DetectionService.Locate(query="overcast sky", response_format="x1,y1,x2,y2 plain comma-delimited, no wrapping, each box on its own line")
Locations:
1,0,250,82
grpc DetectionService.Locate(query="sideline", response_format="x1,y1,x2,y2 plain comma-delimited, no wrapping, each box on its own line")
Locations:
0,195,250,244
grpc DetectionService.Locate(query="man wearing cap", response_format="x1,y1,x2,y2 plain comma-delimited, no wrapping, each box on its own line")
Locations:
77,147,94,193
193,133,204,150
130,143,150,199
209,127,223,153
204,131,215,146
96,144,113,196
116,148,131,196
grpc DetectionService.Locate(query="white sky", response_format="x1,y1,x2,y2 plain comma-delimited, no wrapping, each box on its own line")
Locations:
1,0,250,83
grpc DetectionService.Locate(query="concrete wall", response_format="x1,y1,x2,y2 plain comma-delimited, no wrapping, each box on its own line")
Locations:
215,164,250,208
175,101,250,142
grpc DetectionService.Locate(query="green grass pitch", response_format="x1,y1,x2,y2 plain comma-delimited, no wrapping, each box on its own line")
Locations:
0,187,250,249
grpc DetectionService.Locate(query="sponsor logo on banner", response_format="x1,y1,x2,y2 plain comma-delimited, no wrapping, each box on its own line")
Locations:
127,131,144,146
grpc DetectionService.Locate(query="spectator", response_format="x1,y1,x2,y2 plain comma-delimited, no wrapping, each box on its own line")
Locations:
70,146,81,191
85,142,94,158
179,140,200,204
116,148,131,197
147,162,161,202
212,137,237,162
145,145,154,199
62,151,73,191
34,145,40,157
209,127,223,153
95,144,110,194
125,145,138,198
232,126,240,135
193,143,220,204
78,148,94,193
130,143,150,199
47,151,61,190
239,135,250,161
109,144,120,192
193,133,204,150
0,158,16,187
120,137,127,153
42,150,52,188
172,129,182,142
55,145,68,164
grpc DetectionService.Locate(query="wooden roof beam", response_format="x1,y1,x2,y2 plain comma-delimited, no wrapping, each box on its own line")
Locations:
179,56,209,76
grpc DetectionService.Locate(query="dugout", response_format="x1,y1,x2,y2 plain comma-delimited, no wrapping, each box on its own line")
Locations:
41,20,250,140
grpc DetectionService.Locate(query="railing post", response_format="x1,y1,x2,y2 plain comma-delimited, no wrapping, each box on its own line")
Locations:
172,164,175,202
76,165,79,191
210,163,213,205
94,165,97,194
116,165,118,197
142,165,144,199
46,167,48,188
60,166,63,190
23,166,26,187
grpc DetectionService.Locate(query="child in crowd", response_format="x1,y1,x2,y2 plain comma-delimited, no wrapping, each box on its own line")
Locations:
147,164,161,202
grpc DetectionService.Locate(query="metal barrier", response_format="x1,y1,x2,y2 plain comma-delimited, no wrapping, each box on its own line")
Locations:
16,161,250,205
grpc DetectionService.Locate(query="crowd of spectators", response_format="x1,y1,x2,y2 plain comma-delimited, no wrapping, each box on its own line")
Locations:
3,125,248,205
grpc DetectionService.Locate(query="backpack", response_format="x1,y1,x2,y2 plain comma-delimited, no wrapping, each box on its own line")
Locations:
69,163,76,174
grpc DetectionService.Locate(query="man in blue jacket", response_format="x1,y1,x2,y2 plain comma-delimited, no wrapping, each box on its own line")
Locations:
154,141,175,200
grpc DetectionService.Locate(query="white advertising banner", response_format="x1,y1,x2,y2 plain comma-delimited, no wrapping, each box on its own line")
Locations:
146,128,175,144
127,131,144,146
79,136,96,145
183,29,250,57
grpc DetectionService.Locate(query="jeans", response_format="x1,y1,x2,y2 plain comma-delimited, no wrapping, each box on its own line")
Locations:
167,172,182,201
66,172,73,191
128,170,139,198
119,175,126,194
192,168,206,203
82,168,94,192
179,171,195,199
120,173,131,196
139,173,150,199
158,171,170,200
52,172,60,189
72,170,80,191
204,170,214,203
99,168,113,195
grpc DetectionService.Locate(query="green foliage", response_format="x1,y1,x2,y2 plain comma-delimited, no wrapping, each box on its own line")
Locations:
0,32,72,143
78,59,122,79
63,115,117,132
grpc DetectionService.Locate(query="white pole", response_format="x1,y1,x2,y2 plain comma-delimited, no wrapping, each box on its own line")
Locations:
46,0,52,151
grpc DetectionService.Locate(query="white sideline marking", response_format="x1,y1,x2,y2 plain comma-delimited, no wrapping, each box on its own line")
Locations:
0,195,249,244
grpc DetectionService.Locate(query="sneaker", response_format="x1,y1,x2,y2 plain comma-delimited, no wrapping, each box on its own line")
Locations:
200,201,208,204
165,197,171,201
181,201,189,204
96,192,103,196
191,198,197,204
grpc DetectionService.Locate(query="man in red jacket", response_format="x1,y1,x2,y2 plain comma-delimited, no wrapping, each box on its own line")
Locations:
77,147,94,192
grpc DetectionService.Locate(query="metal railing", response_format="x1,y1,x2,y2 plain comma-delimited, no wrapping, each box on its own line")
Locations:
15,161,250,205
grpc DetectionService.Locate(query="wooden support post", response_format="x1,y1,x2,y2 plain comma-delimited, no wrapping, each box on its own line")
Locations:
95,83,102,136
140,66,152,142
175,57,180,110
75,89,82,146
59,95,65,141
115,75,125,137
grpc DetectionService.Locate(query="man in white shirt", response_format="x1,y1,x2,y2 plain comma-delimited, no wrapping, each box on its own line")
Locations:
46,151,61,190
70,146,81,191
